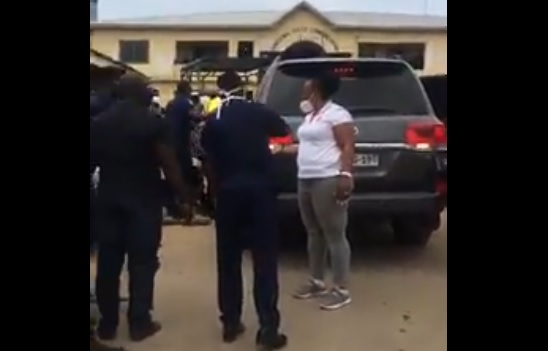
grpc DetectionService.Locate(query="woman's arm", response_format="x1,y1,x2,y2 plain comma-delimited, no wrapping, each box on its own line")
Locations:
280,144,299,154
271,143,299,155
327,108,356,172
333,123,355,173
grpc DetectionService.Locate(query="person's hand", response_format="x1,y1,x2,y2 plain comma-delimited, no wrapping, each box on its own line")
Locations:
270,144,283,155
335,175,354,204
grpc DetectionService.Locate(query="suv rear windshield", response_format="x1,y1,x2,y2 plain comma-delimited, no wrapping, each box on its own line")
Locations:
265,60,431,116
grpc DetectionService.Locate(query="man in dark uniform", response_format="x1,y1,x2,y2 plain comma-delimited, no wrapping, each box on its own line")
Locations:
90,75,191,342
90,79,125,351
90,84,115,251
201,86,289,350
165,81,210,225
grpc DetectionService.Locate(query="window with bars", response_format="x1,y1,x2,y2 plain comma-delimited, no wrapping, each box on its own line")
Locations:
119,40,150,64
175,41,229,64
237,41,254,58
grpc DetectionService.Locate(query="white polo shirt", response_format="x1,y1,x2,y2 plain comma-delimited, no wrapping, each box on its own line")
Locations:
297,102,354,179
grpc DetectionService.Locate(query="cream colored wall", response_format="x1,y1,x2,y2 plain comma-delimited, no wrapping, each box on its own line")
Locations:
90,30,259,80
351,30,447,75
90,9,447,100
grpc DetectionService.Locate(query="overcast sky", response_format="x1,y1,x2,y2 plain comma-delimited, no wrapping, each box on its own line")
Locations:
99,0,447,20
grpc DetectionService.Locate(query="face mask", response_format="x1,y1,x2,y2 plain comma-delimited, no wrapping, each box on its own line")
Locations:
299,100,314,114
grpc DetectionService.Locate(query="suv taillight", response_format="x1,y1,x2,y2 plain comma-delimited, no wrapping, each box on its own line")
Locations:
405,122,447,150
269,135,294,146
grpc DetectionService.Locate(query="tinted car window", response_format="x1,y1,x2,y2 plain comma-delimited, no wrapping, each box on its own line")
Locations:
265,61,431,117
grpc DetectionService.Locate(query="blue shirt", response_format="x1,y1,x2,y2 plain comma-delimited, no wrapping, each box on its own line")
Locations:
201,99,289,187
165,94,193,155
90,92,113,181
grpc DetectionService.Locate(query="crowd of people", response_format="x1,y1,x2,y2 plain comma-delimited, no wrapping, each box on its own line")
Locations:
89,71,355,351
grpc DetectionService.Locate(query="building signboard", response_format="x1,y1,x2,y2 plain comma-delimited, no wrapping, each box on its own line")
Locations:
271,27,340,52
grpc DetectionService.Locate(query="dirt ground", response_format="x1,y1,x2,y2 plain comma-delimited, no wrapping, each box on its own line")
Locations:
91,212,447,351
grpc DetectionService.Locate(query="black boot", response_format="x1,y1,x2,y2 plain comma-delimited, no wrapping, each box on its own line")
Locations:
129,321,162,342
96,320,117,341
222,323,245,343
256,329,288,350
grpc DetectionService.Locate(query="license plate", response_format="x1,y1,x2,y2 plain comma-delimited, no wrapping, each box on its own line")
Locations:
354,154,380,167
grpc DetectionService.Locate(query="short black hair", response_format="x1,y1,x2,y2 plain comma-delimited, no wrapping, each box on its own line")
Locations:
313,74,341,100
114,74,151,104
281,41,326,61
176,80,192,95
217,70,242,92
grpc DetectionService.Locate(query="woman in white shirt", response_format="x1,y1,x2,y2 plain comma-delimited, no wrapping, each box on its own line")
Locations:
275,75,355,310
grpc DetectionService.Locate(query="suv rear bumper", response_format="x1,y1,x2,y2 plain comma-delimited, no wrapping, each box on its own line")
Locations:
277,192,441,216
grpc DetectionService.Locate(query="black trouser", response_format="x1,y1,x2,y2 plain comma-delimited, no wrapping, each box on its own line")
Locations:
162,180,181,219
215,180,281,332
179,151,200,188
163,151,203,217
94,201,162,329
201,159,216,216
162,168,203,219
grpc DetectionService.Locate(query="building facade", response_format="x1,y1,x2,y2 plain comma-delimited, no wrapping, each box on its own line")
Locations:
90,1,447,100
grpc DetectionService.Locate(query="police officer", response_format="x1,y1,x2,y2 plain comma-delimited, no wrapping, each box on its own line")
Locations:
201,84,289,350
90,79,125,351
91,75,191,342
90,81,115,282
165,81,210,225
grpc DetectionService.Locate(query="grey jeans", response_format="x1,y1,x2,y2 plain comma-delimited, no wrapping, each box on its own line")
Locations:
298,177,351,287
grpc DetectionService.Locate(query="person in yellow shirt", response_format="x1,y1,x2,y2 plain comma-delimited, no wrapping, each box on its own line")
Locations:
206,92,222,115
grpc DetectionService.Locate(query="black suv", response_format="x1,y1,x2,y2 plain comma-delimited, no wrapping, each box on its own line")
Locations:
257,58,447,246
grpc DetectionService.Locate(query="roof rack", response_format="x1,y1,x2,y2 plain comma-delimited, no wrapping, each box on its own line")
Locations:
178,57,274,73
177,57,275,91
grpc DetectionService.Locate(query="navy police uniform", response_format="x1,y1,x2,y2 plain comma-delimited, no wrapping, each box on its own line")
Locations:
201,97,289,346
164,92,205,220
90,84,167,341
90,92,113,251
165,93,197,187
